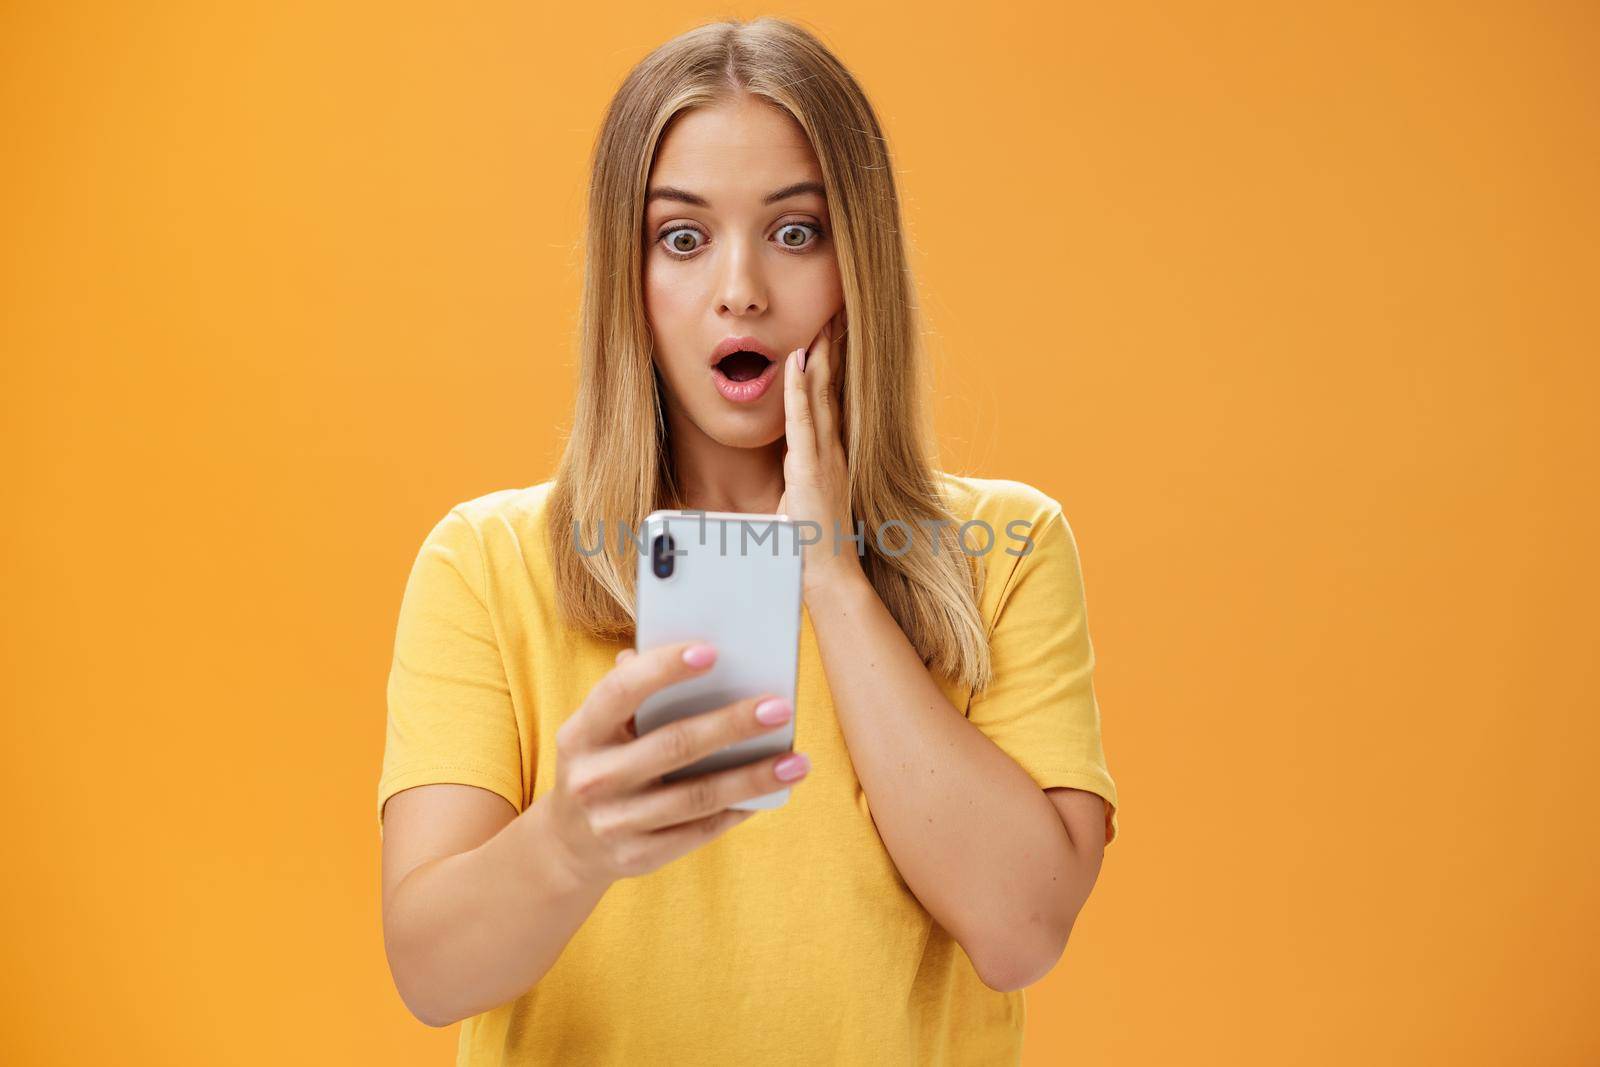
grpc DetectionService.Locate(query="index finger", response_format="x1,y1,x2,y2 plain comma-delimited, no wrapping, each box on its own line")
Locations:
808,313,839,448
783,346,817,463
568,640,717,748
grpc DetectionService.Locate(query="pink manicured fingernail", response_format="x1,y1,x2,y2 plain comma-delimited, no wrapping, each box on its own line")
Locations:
683,644,717,668
800,348,809,372
774,753,810,781
755,698,792,725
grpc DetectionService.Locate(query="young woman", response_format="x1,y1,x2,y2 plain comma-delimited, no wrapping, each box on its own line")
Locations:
378,17,1119,1065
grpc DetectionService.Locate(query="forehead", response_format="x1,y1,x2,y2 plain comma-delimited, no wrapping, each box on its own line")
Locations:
649,98,822,199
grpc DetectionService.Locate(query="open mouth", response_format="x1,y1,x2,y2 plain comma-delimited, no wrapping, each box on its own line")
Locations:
714,350,774,382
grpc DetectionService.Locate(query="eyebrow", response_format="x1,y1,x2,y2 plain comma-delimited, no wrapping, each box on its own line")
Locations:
644,180,827,209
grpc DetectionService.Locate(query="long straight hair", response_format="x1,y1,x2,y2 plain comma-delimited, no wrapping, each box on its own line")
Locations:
546,16,995,693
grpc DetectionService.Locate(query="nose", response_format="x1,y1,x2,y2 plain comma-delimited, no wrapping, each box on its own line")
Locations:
715,234,767,317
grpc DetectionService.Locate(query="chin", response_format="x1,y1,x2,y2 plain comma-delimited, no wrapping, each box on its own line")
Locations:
700,413,784,450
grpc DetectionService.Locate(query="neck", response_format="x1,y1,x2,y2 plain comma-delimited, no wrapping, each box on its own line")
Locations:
663,403,785,515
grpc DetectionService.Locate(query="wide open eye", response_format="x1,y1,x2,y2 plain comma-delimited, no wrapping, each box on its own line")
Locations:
775,222,823,250
655,220,825,260
659,226,705,256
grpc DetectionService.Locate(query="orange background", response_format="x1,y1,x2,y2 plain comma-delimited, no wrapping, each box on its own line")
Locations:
3,2,1595,1063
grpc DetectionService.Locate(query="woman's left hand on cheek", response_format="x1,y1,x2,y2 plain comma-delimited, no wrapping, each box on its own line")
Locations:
778,309,863,597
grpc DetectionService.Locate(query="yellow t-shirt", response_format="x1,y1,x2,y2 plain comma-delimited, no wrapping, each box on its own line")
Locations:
378,470,1119,1066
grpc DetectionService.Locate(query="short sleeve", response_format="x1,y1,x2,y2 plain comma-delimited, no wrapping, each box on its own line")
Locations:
377,507,525,833
967,506,1120,846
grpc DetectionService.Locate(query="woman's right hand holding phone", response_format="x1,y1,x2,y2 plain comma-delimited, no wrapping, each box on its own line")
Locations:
544,641,809,889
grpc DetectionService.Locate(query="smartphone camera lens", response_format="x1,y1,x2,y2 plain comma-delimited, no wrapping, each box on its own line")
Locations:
651,532,676,579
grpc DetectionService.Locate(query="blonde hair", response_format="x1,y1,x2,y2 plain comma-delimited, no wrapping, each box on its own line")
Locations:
546,16,995,693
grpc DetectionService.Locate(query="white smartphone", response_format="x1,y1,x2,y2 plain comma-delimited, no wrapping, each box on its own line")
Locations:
633,509,804,811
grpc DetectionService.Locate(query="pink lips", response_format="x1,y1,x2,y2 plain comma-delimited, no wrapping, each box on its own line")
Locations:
711,356,781,402
709,335,782,404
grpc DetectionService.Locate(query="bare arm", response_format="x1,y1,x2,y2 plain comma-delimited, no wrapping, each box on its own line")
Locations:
805,573,1101,992
775,311,1109,992
380,784,606,1028
379,640,811,1028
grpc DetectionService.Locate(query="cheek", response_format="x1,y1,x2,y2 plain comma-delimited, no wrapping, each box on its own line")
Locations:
643,261,699,326
643,267,698,386
794,255,844,310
